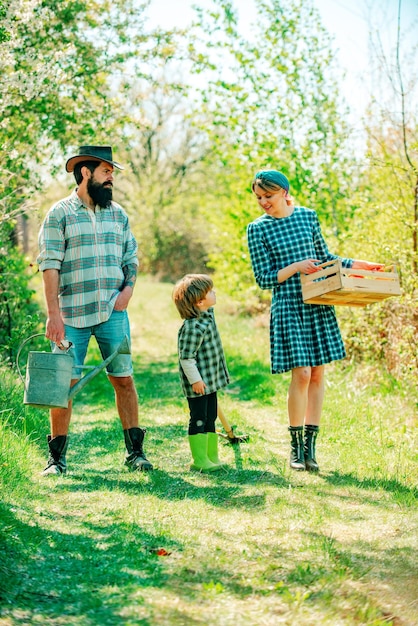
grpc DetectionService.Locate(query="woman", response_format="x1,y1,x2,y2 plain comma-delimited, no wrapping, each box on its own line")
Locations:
247,169,382,471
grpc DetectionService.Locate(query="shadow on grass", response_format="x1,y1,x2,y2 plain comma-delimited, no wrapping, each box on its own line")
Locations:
71,354,184,410
56,462,290,507
2,493,413,626
295,530,418,623
322,470,418,503
43,417,288,503
0,503,26,603
133,352,281,410
56,468,287,511
0,501,179,625
223,351,281,403
0,495,279,624
73,347,281,410
46,339,283,449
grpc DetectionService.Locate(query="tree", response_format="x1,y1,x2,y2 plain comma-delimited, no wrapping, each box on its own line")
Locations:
363,0,418,276
0,0,181,359
116,73,213,280
1,0,178,214
187,0,355,300
338,0,418,389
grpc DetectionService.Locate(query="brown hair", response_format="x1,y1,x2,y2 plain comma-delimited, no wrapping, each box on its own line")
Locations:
251,176,294,207
172,274,213,319
73,161,100,185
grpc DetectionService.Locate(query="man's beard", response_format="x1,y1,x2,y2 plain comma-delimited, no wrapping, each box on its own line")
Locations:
87,178,113,208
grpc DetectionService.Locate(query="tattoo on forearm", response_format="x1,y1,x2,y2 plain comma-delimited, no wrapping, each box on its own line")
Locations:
123,264,137,288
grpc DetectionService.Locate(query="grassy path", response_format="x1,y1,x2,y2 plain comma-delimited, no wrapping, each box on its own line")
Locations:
1,278,417,625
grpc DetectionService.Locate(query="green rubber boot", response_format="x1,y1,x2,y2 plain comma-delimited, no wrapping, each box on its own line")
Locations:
188,434,221,472
207,432,226,468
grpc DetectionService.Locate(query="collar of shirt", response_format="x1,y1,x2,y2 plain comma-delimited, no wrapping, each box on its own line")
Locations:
72,188,101,213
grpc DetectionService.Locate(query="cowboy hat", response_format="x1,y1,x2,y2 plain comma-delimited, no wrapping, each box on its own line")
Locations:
65,145,124,172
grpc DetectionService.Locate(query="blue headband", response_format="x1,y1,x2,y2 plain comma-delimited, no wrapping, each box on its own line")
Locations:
254,170,290,192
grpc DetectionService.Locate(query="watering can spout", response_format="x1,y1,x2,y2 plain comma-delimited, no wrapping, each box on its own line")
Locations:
68,335,131,401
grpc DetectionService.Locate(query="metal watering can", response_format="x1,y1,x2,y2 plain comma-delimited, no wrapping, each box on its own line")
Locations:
16,333,131,409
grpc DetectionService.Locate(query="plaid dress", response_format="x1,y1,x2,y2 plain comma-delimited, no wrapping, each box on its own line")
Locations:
178,308,230,398
247,207,353,374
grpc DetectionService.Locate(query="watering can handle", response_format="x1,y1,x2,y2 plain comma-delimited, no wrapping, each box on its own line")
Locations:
16,333,49,385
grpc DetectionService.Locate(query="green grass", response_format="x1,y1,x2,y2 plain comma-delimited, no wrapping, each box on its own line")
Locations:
0,277,417,625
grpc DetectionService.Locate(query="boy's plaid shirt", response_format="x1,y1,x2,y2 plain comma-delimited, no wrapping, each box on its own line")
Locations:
37,191,139,328
178,308,230,398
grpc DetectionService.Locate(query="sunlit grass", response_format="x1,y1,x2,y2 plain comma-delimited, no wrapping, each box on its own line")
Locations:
0,276,416,625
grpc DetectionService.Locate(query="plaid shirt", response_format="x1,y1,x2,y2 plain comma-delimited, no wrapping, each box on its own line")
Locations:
37,190,138,328
178,308,230,398
247,207,354,373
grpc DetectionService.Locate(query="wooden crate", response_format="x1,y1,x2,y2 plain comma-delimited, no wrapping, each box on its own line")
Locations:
301,259,401,306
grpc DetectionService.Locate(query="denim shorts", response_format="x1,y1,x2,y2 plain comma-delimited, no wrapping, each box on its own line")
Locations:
63,310,133,379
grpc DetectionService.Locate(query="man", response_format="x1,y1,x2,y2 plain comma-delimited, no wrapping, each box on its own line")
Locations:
37,145,153,475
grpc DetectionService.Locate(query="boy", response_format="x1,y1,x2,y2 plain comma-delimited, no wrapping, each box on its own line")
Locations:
173,274,229,472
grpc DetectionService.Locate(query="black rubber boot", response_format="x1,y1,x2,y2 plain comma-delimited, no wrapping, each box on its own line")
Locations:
42,435,69,476
124,428,153,471
304,424,319,472
288,426,305,471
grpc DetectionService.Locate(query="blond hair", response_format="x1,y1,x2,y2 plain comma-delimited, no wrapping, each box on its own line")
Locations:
173,274,213,319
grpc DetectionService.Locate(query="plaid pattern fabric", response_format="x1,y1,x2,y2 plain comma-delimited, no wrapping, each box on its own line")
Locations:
178,308,230,398
37,191,138,328
247,207,354,373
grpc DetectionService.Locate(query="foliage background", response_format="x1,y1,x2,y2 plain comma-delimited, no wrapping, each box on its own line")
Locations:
0,0,417,392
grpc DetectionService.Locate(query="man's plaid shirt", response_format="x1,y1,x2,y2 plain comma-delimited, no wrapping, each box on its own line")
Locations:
178,308,230,398
37,191,139,328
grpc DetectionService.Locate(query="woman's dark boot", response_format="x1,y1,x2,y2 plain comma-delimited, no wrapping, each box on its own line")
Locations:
288,426,305,471
42,435,69,475
304,424,319,472
124,427,153,471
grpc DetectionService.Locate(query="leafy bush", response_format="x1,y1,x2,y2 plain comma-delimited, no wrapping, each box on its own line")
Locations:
340,296,418,399
0,225,42,366
0,365,45,604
